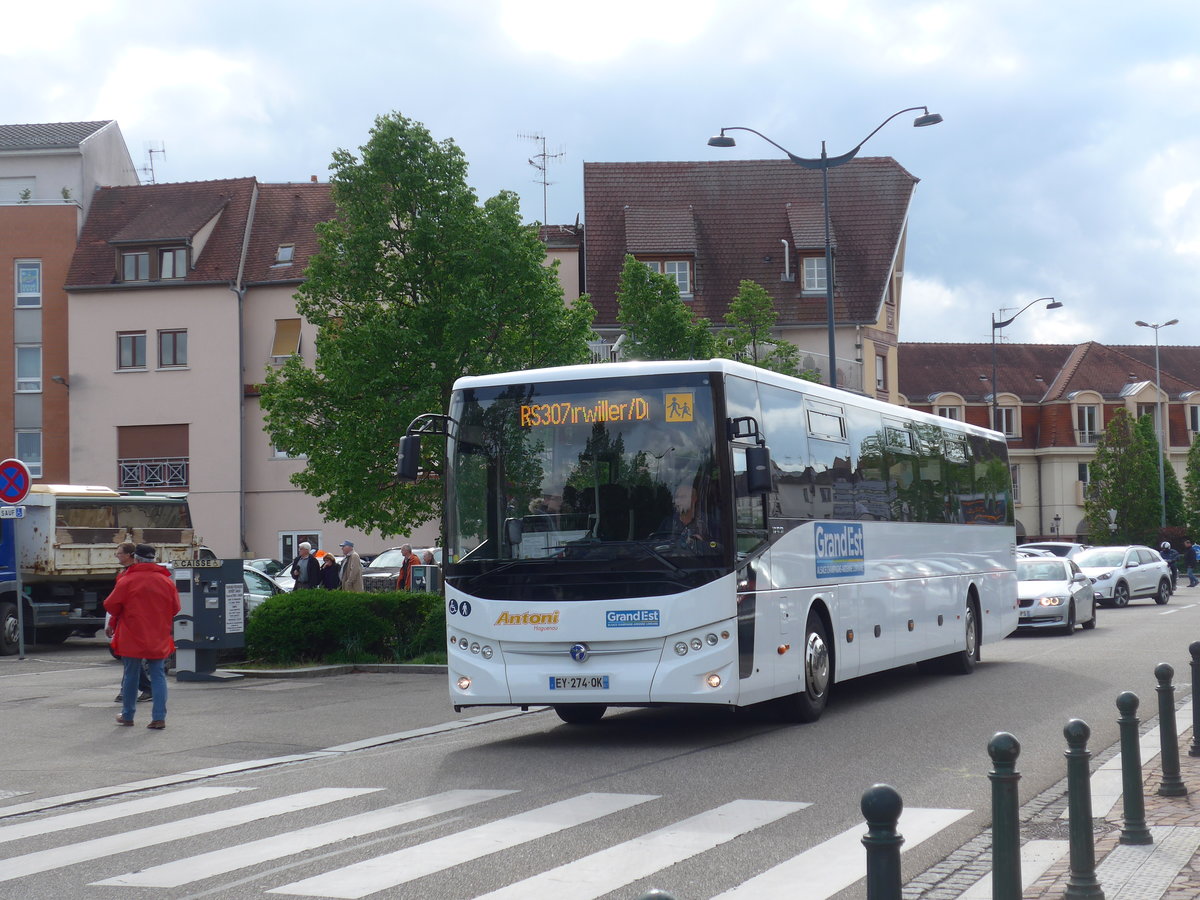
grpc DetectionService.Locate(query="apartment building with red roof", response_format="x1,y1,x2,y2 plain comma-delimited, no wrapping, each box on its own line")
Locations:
582,157,919,398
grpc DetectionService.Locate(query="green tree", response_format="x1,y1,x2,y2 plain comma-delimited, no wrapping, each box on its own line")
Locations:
259,112,596,537
723,280,800,376
616,255,716,361
1183,433,1200,533
1084,408,1160,544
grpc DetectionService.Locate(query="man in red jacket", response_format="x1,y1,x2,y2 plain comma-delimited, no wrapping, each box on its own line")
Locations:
104,544,180,729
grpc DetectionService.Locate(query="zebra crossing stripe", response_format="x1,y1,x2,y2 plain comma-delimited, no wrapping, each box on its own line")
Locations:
713,807,970,898
0,786,248,845
473,798,808,900
269,792,659,899
0,787,380,883
93,789,517,887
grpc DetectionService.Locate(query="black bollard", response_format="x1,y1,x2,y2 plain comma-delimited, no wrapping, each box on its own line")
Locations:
1116,692,1152,844
1190,642,1200,757
1155,662,1188,797
861,784,905,900
1063,719,1104,899
988,732,1022,900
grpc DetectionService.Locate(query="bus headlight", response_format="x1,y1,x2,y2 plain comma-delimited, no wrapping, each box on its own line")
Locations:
470,643,480,654
674,641,688,656
706,633,718,646
690,637,703,651
481,645,494,659
706,673,722,688
456,676,471,691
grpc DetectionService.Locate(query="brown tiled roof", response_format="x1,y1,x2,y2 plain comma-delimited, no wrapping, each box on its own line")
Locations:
583,158,917,326
0,120,112,152
66,178,256,289
1113,345,1200,394
623,207,697,254
899,341,1200,404
786,202,833,250
242,182,336,285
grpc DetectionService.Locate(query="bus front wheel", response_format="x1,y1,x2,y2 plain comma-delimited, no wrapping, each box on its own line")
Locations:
553,704,607,725
0,601,17,656
777,613,832,723
943,600,979,675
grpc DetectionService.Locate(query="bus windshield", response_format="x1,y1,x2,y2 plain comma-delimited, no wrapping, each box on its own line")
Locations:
446,372,727,599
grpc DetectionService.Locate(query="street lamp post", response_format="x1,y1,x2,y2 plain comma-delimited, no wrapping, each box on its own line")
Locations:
1135,319,1179,528
990,298,1063,433
708,107,942,390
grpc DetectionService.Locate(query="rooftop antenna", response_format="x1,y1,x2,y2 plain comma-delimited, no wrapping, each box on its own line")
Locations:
139,141,166,184
518,132,562,225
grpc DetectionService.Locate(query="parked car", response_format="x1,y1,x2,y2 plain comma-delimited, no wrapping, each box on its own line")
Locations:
361,546,442,591
1017,548,1057,558
1074,545,1172,607
1018,542,1089,559
242,565,288,613
1016,556,1097,634
246,558,295,591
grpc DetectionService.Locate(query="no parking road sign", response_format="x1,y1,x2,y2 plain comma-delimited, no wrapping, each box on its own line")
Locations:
0,458,32,505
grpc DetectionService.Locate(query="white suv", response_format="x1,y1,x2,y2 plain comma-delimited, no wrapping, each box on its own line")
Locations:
1074,545,1172,607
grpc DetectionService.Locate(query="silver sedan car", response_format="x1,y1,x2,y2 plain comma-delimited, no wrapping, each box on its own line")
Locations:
1016,556,1097,634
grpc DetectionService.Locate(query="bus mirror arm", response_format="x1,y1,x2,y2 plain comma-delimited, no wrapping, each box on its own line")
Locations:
395,413,458,482
746,445,773,495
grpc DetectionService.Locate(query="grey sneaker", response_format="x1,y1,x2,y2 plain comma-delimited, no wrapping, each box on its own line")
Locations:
137,691,152,702
114,693,123,703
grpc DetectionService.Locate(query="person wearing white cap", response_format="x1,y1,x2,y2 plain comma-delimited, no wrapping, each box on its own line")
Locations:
338,540,364,592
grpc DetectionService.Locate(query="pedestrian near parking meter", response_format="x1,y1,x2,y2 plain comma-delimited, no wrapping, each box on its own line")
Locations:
173,558,245,682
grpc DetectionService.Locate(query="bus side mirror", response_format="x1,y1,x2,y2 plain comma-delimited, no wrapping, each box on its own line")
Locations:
746,446,772,495
396,434,421,481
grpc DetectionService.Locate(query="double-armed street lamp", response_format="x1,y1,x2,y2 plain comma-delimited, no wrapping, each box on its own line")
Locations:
708,107,943,390
990,298,1062,434
1135,318,1178,528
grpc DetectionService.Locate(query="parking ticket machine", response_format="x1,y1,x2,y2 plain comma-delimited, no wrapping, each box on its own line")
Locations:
173,559,245,682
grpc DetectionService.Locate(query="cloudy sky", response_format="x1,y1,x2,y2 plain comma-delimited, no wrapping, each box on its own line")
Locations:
8,1,1200,347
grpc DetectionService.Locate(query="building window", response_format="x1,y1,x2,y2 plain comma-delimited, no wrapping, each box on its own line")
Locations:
117,424,188,489
1137,403,1157,425
272,444,307,460
15,261,41,308
1079,462,1090,483
875,355,887,391
118,332,147,369
15,345,41,392
270,318,302,360
158,330,187,368
1010,464,1021,505
15,430,41,478
936,406,961,421
274,244,295,265
122,252,150,282
803,257,827,292
994,406,1018,437
1190,406,1200,435
1077,404,1100,444
160,248,187,279
642,260,693,296
279,532,321,564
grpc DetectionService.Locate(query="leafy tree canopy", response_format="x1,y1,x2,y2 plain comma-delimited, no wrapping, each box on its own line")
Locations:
616,255,716,361
1084,408,1160,544
723,280,800,376
259,112,596,537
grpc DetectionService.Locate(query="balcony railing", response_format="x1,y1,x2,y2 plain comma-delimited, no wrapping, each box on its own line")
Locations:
118,457,189,490
1076,430,1100,446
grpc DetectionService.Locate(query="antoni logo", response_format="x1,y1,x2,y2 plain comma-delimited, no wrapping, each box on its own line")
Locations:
494,610,560,626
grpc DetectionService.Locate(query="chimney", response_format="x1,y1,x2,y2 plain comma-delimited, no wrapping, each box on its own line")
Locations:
311,175,318,183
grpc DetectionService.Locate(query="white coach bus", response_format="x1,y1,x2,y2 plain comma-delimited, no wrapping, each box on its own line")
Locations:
398,359,1018,724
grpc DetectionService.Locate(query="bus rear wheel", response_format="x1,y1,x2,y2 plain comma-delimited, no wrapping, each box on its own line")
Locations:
553,704,607,725
777,613,831,723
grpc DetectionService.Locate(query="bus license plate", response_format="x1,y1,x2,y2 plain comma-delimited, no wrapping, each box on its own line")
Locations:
549,675,610,690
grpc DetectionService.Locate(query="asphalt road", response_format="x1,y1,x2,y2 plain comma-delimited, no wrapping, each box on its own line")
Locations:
1,590,1197,899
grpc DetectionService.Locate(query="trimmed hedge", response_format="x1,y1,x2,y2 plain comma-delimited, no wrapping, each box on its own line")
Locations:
245,589,445,665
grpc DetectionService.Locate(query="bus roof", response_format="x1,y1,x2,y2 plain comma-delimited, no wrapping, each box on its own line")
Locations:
30,485,121,498
452,358,1005,442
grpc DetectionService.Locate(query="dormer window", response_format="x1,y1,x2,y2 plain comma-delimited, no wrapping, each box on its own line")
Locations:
122,251,149,282
160,248,187,279
642,259,692,297
802,256,827,292
275,244,295,265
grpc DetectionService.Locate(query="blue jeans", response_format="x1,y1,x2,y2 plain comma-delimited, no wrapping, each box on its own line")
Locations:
121,657,167,722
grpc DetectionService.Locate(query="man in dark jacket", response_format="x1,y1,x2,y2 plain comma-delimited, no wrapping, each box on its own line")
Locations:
104,544,179,729
290,541,321,591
